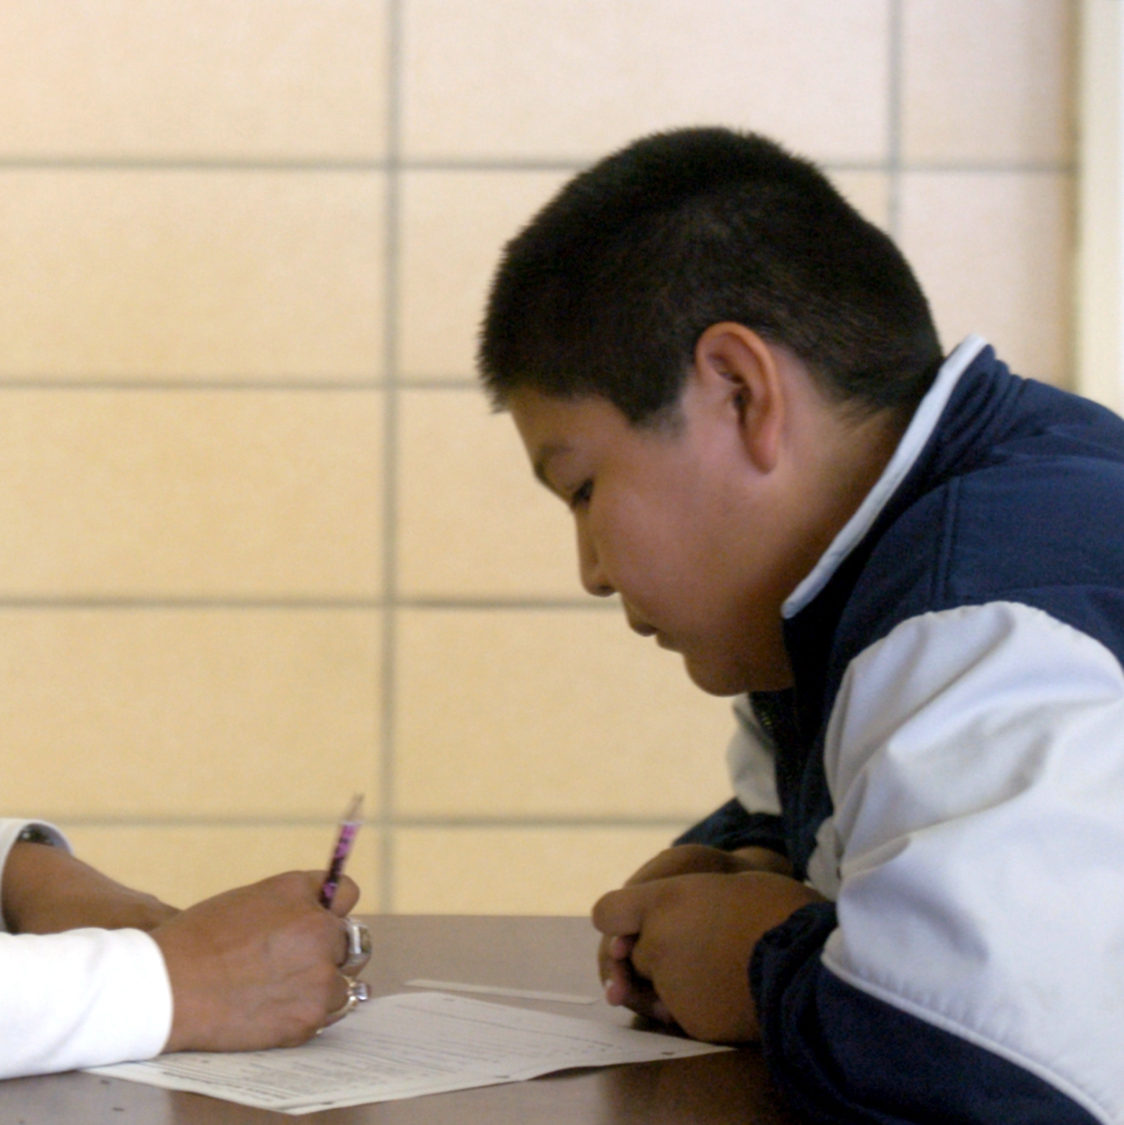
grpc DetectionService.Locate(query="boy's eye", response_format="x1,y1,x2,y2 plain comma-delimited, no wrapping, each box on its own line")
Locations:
569,480,593,509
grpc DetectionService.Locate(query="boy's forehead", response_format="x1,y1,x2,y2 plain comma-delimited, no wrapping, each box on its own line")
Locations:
507,388,583,483
507,386,691,487
507,388,616,462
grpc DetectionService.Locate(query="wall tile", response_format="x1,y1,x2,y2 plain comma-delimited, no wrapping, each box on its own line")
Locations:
0,171,383,381
0,390,382,597
392,827,683,915
0,0,388,159
397,170,571,381
401,0,891,163
397,166,893,385
66,824,382,910
829,171,893,231
898,171,1073,383
397,388,575,599
395,608,734,819
0,1,1078,920
901,0,1075,164
0,609,382,818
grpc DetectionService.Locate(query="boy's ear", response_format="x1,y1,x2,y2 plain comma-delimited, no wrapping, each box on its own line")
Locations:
692,322,783,473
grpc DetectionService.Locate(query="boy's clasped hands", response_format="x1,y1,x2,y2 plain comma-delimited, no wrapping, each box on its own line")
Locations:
593,844,825,1043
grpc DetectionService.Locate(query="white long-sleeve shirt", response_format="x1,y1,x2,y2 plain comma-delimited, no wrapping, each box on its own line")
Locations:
0,818,173,1078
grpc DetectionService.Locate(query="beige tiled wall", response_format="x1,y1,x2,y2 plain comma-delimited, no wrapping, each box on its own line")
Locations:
0,1,1077,915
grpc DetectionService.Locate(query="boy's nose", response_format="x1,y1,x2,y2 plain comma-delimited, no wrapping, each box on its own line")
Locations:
577,528,614,597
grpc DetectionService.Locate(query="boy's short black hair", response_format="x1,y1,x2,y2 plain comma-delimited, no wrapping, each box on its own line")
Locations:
478,126,943,425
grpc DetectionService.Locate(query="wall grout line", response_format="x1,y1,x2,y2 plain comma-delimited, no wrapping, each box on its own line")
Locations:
887,0,904,240
0,380,391,392
0,378,487,391
377,0,406,914
0,156,1075,175
56,814,699,832
0,597,617,612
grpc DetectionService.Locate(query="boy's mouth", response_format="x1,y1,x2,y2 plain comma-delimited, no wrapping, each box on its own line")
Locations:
628,616,677,651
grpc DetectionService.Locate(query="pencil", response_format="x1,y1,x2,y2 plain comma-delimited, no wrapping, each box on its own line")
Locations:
319,793,364,908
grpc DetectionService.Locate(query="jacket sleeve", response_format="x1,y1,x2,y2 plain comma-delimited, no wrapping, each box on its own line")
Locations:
751,904,1101,1124
0,818,173,1078
674,797,786,853
747,603,1123,1125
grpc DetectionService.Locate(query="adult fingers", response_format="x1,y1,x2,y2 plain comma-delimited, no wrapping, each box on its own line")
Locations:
324,874,361,917
278,870,362,916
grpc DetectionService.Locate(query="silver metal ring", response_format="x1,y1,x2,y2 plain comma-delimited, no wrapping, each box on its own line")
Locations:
344,978,369,1013
341,917,372,975
327,977,370,1024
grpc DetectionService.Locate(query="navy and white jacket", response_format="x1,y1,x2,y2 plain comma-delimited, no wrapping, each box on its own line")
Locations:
681,338,1124,1124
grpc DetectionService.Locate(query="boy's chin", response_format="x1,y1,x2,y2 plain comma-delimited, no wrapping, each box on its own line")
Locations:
681,650,792,697
681,654,750,697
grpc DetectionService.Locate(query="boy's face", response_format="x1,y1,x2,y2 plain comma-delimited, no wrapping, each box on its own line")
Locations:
508,382,796,696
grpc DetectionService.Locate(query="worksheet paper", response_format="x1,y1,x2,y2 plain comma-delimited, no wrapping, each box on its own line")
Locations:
89,991,730,1114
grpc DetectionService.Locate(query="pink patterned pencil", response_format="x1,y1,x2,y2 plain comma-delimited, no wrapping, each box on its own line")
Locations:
319,794,364,908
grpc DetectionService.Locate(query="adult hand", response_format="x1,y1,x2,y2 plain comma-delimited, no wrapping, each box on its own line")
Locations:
596,844,792,1025
152,870,365,1053
2,842,178,934
593,870,824,1043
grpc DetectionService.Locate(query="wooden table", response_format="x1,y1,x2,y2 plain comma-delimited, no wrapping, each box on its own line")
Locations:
0,915,802,1123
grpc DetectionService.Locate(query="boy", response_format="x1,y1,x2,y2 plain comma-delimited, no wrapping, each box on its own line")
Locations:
477,127,1124,1123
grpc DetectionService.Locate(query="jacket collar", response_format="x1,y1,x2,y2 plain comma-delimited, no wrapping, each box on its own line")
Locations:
783,335,989,619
